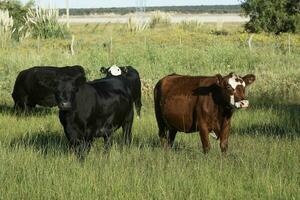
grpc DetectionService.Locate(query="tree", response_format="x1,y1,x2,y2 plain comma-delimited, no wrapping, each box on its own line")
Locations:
241,0,300,34
0,0,34,40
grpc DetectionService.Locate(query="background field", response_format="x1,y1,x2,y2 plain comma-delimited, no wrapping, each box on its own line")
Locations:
0,23,299,199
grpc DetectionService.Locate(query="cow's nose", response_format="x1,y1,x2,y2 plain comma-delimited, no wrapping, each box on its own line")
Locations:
59,102,71,110
235,100,249,109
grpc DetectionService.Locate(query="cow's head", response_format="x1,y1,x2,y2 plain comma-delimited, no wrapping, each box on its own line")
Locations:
217,73,255,109
100,65,128,77
38,73,86,110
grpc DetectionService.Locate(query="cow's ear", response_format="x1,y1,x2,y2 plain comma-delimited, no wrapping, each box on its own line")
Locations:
75,75,86,86
100,67,108,74
243,74,256,86
229,72,235,77
122,67,128,74
215,74,223,86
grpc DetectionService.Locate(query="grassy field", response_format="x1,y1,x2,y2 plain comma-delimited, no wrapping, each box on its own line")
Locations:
0,23,299,199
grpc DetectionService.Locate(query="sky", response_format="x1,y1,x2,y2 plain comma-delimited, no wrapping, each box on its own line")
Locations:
20,0,241,8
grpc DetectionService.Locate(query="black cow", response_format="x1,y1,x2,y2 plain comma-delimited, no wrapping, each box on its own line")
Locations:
100,65,142,118
12,65,85,111
44,73,134,153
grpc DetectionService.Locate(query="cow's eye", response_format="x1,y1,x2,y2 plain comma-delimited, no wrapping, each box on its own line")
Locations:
226,85,232,90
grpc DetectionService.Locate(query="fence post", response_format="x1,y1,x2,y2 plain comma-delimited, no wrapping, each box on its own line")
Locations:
288,33,291,55
70,35,75,55
65,0,70,29
179,36,182,46
110,36,113,54
37,36,40,53
248,34,254,51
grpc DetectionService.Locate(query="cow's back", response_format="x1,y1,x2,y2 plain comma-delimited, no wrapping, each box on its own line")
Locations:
88,76,131,99
88,77,133,129
154,74,218,132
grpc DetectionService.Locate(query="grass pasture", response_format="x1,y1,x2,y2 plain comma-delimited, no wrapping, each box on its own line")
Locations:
0,23,299,199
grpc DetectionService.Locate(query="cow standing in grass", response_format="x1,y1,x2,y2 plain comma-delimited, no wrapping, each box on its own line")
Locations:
40,72,134,155
100,65,142,118
154,72,255,153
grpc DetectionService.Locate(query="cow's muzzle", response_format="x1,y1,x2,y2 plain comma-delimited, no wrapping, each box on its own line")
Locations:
58,102,72,110
230,95,249,109
234,100,249,108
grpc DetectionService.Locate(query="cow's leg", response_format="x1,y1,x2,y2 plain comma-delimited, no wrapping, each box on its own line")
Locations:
167,129,177,148
81,128,95,154
14,102,25,113
155,106,167,147
122,108,134,145
75,140,92,160
134,98,142,119
219,120,231,153
14,95,29,113
154,87,168,148
25,102,36,113
198,123,211,154
63,122,84,152
158,128,168,148
103,133,113,152
27,101,36,109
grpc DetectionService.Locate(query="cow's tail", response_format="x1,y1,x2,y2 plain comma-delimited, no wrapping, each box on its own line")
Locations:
135,78,142,119
154,80,167,146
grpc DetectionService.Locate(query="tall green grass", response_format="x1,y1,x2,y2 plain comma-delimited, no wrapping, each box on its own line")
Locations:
0,23,299,199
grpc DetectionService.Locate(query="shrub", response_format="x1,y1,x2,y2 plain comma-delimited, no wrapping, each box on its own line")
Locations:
149,11,171,28
179,20,204,31
25,7,69,39
127,16,149,32
0,9,14,41
0,0,33,40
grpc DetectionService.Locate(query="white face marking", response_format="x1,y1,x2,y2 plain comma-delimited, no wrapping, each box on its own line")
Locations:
230,95,235,106
228,75,249,108
228,75,245,89
235,100,249,108
108,65,121,76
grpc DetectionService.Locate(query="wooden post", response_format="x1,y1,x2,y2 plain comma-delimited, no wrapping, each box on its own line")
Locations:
110,36,113,54
70,35,75,55
66,0,70,29
288,33,291,55
248,34,254,51
37,36,40,53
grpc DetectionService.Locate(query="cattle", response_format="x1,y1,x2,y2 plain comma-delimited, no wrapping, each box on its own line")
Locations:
43,73,134,154
154,72,255,153
100,65,142,118
12,65,85,111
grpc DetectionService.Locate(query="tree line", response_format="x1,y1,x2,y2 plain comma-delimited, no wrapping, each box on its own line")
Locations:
58,5,241,16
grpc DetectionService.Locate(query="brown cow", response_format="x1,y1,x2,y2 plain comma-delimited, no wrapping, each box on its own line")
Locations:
154,72,255,153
